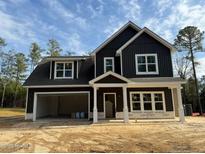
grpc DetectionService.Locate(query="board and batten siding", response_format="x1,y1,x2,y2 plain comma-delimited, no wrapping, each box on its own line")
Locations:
96,26,138,77
127,87,174,112
122,33,173,78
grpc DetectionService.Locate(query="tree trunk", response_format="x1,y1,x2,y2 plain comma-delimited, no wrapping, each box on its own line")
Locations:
13,83,18,107
1,84,6,108
190,48,203,115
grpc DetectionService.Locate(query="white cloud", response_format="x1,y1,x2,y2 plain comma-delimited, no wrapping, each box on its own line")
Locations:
115,0,141,21
65,33,86,55
197,56,205,77
144,0,205,43
0,10,37,44
87,4,103,18
44,0,88,29
103,16,125,35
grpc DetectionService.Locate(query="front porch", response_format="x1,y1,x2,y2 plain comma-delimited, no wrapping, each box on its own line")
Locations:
89,71,186,123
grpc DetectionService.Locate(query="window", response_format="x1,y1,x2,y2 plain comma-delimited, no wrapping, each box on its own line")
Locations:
154,93,164,111
143,93,152,110
130,92,165,112
131,93,141,111
55,62,73,78
104,57,114,73
135,54,158,74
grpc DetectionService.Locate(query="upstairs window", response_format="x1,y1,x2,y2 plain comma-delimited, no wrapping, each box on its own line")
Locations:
135,54,158,74
104,57,114,73
55,62,73,79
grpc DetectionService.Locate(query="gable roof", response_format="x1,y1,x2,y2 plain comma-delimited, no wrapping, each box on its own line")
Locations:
89,71,131,85
90,21,141,56
116,27,177,55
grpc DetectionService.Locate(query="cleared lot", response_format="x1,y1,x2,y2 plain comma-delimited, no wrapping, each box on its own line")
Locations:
0,117,205,153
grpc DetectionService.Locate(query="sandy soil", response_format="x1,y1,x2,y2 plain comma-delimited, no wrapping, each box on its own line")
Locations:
0,117,205,153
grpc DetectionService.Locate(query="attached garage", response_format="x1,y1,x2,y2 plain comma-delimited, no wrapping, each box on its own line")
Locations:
33,92,90,121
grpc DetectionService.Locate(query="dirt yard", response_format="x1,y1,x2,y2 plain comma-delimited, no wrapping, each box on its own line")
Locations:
0,117,205,153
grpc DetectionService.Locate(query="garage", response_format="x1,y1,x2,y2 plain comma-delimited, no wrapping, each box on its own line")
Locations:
33,92,90,121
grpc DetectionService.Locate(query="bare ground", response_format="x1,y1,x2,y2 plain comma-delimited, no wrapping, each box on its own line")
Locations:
0,117,205,153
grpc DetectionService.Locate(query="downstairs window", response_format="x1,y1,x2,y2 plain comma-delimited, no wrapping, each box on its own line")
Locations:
130,92,165,112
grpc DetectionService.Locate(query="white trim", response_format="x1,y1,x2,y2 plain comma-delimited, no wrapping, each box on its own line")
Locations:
24,88,29,120
24,85,90,88
104,57,115,73
25,113,33,120
116,27,177,55
33,91,90,121
171,88,176,116
54,61,74,79
89,71,131,85
76,60,79,79
129,91,166,113
103,93,117,118
49,61,52,79
135,54,159,75
40,57,89,65
94,54,96,78
120,52,123,75
91,21,141,56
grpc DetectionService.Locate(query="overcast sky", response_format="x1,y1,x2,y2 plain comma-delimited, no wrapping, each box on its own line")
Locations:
0,0,204,77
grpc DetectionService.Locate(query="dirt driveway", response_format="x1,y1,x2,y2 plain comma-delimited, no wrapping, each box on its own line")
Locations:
0,117,205,153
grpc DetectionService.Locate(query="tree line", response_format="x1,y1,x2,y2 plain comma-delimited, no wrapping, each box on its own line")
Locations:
0,39,67,107
0,26,205,114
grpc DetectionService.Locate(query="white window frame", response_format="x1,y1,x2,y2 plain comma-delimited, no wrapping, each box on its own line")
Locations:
104,57,114,73
54,61,74,79
130,91,166,112
135,54,159,75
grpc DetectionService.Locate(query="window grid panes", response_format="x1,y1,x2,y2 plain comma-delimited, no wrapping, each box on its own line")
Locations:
136,54,158,74
131,93,141,111
154,93,164,111
131,92,164,112
56,62,73,78
105,58,114,72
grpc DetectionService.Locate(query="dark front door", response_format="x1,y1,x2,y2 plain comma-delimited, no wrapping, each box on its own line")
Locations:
104,93,116,118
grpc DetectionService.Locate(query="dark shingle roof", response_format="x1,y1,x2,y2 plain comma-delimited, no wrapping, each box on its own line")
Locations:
23,57,94,86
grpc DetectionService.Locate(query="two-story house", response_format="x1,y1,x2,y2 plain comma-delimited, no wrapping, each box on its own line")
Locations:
23,21,186,123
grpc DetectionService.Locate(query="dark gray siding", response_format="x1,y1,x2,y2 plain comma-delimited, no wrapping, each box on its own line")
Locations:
127,87,173,111
96,88,123,112
96,26,138,76
95,75,127,83
27,87,93,113
122,32,173,78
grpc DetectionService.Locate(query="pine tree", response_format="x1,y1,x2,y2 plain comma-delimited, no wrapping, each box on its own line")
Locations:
29,42,42,71
47,39,62,57
13,53,28,106
174,26,204,114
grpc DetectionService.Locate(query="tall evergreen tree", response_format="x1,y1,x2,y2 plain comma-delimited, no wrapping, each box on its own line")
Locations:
0,50,15,107
29,42,42,71
0,37,7,107
174,26,204,114
13,53,27,106
47,39,62,57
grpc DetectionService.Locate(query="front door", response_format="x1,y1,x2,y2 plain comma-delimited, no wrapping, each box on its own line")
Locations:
104,93,116,118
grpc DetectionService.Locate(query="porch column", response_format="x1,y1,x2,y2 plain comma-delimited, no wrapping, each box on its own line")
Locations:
93,86,98,123
123,86,129,123
177,85,185,123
